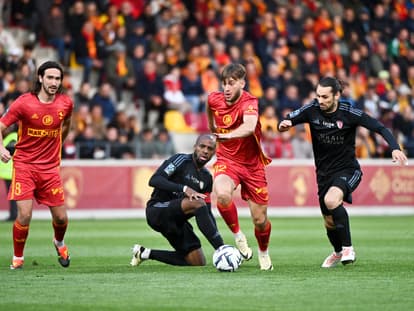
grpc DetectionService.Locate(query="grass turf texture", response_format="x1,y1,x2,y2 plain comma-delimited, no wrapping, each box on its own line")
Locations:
1,216,413,311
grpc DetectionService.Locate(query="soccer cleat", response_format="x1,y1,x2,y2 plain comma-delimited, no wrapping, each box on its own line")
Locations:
258,252,273,271
130,244,145,266
235,234,253,261
10,258,24,270
53,240,70,268
321,252,342,268
341,246,356,265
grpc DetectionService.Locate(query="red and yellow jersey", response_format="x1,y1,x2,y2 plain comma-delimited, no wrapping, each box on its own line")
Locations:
0,93,73,171
208,91,271,166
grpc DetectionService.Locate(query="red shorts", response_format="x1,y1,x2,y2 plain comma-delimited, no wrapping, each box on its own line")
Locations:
213,159,269,205
9,166,65,207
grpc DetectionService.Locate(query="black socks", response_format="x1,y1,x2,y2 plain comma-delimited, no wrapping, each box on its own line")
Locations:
331,205,352,247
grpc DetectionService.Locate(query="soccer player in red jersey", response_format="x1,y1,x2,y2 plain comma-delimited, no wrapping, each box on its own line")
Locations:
206,63,273,270
0,61,74,269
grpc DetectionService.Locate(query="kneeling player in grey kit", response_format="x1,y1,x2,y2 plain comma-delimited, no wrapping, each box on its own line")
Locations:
130,134,224,266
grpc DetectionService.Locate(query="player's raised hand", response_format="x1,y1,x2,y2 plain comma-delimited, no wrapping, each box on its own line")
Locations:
391,149,408,166
278,120,292,132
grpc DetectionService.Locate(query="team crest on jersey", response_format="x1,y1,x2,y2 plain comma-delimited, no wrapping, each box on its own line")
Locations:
164,163,176,176
42,115,53,126
336,120,343,129
223,114,232,125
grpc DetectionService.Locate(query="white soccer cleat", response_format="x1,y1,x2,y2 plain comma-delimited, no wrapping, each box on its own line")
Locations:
321,251,342,268
341,246,356,265
258,252,273,271
130,244,144,266
235,233,253,261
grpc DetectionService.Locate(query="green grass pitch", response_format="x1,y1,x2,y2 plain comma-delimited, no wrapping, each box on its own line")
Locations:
1,216,413,311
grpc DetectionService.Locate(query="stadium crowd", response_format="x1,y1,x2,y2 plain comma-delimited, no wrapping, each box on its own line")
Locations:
0,0,413,159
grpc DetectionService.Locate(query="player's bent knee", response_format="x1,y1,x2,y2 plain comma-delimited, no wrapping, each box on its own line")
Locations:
216,194,232,207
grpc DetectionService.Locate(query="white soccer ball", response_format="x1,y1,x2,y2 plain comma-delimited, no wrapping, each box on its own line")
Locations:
212,245,242,272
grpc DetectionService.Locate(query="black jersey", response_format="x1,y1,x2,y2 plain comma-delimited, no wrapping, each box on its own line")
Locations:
147,153,213,205
286,99,400,176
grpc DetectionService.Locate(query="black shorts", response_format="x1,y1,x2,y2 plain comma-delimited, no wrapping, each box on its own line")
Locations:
317,169,363,215
146,199,201,255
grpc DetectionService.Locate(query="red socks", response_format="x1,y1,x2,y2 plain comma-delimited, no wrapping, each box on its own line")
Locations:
255,220,271,251
13,221,29,257
53,220,68,242
216,201,240,233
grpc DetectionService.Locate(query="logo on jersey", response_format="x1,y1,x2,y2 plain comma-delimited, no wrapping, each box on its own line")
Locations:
58,111,64,120
246,105,255,112
164,163,176,176
223,114,232,126
289,109,301,118
42,115,53,126
31,113,39,119
336,120,343,129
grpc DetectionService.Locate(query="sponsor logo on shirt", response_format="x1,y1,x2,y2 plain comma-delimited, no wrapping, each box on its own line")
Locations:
27,128,60,138
164,163,176,176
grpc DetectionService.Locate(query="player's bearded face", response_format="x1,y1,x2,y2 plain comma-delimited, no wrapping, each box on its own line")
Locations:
316,85,338,113
193,140,216,167
41,68,62,96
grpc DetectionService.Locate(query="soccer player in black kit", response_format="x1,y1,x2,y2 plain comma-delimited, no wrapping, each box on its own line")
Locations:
130,134,224,266
278,77,408,268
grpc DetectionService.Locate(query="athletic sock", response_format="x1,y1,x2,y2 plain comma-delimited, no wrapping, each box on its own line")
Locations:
149,250,189,266
216,201,239,233
52,220,68,243
254,220,271,251
140,247,151,259
326,229,343,253
13,221,29,257
331,205,352,247
195,205,224,249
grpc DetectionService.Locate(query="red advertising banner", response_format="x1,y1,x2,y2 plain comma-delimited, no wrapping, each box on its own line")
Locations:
0,160,413,212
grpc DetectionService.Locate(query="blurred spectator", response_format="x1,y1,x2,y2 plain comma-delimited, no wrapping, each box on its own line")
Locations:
355,127,377,159
62,130,77,159
154,127,176,158
0,20,18,54
291,125,313,159
75,20,104,83
75,124,104,159
136,127,157,158
163,66,191,113
11,0,38,36
181,61,205,113
278,84,301,118
126,21,148,55
41,4,67,64
393,105,414,147
259,105,278,134
90,104,107,140
73,81,92,110
104,42,135,103
135,59,166,128
90,82,117,124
